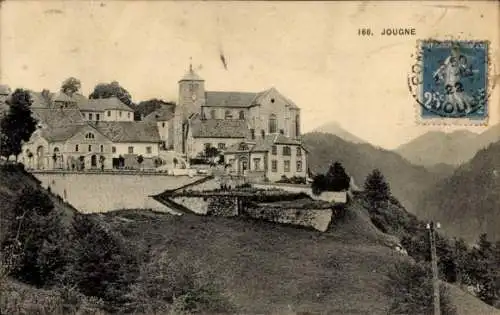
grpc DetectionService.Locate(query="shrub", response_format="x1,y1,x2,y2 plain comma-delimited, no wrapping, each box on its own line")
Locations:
126,251,237,314
0,186,68,287
385,260,457,315
63,214,140,311
311,162,350,195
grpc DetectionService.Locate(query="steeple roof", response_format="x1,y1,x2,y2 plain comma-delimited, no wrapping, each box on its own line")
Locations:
179,63,204,82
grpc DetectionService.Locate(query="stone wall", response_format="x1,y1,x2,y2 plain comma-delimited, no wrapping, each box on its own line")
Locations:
172,196,209,214
245,207,332,232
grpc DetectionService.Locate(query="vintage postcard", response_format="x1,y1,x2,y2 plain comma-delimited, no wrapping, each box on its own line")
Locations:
0,1,499,315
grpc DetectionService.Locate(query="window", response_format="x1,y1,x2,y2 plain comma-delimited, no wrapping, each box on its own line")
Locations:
146,146,152,154
224,110,232,120
295,114,300,137
89,113,93,120
119,111,122,117
127,112,131,118
162,122,166,128
112,146,116,153
53,147,60,154
284,160,290,172
250,129,255,140
268,114,277,133
253,158,261,171
96,114,100,121
75,144,79,152
100,145,104,152
296,147,302,156
88,145,92,152
239,110,245,120
85,132,95,139
217,143,226,150
297,161,303,172
271,98,275,103
107,110,111,117
271,145,277,155
283,146,291,156
239,143,248,151
210,109,216,119
204,143,211,150
128,146,134,154
279,129,284,135
271,160,277,172
261,130,265,139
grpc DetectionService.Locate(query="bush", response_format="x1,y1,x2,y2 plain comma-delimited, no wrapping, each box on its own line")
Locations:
126,251,237,314
0,187,68,287
385,260,457,315
311,162,350,195
63,214,140,311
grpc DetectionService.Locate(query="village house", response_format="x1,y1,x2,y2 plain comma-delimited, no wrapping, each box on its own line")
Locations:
143,104,176,150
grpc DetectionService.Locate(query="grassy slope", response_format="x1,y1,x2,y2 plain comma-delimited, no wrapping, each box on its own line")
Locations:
98,199,499,315
0,163,498,314
0,164,76,243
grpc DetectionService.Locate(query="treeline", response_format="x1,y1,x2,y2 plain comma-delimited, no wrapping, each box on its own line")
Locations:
0,183,236,314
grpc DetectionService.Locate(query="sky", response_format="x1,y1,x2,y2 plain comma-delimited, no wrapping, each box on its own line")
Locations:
1,1,499,149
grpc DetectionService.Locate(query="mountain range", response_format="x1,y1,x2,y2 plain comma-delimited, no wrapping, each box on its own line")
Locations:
396,124,500,167
417,140,500,243
302,132,449,214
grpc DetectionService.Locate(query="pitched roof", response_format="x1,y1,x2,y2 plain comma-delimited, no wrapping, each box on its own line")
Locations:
204,91,259,108
29,91,54,108
0,85,11,96
179,68,204,82
225,134,304,153
143,105,175,122
53,92,88,105
95,121,161,143
81,97,133,112
190,119,249,139
40,124,88,142
32,108,85,128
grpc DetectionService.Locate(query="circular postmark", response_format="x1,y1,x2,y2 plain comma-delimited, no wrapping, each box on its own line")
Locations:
407,39,495,119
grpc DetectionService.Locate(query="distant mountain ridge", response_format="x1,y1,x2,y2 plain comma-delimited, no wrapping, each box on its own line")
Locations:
417,140,500,242
302,132,449,214
311,121,366,144
396,124,500,167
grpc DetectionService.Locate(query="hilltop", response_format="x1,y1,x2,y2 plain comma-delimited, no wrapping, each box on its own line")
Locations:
302,132,447,213
417,140,500,242
311,121,366,144
396,124,500,168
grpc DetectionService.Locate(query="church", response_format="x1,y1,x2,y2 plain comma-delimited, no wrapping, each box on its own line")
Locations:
171,65,309,182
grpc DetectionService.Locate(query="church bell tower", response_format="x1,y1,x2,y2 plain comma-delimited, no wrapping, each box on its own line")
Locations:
173,62,205,154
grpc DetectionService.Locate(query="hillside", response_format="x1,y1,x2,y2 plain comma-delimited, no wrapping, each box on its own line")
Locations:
302,132,447,213
311,121,366,144
417,140,500,243
396,124,500,167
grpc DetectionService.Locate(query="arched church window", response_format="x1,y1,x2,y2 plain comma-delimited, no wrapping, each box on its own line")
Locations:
268,114,277,133
85,132,95,139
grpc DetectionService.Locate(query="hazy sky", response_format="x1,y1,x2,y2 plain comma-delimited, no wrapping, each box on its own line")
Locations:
1,1,499,149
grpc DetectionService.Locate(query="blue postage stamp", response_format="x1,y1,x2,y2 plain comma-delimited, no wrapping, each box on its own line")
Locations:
408,40,490,123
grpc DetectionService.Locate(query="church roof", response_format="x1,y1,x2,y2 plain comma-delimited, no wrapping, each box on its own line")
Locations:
94,121,161,143
191,119,249,139
204,91,260,108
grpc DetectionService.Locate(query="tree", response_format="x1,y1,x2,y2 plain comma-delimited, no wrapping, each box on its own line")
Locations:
364,169,391,209
467,233,498,305
311,161,350,195
60,77,81,95
1,187,67,287
0,89,37,161
135,99,175,120
89,81,134,107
